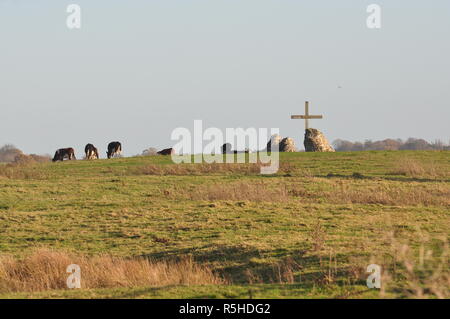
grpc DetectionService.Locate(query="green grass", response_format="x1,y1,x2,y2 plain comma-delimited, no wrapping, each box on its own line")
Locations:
1,284,382,299
0,151,449,298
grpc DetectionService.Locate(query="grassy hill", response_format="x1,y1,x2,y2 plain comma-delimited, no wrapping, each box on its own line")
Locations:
0,151,448,298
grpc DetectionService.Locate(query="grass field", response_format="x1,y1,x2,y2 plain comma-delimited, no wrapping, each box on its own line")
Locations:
0,151,449,299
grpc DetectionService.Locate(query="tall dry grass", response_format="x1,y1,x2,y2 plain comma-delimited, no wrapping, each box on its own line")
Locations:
0,154,50,179
390,158,448,179
244,257,302,285
0,249,225,293
0,162,47,180
345,229,450,299
326,183,450,206
379,232,449,299
162,179,450,206
13,154,51,165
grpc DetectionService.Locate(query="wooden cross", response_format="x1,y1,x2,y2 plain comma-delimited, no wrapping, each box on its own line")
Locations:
290,101,323,130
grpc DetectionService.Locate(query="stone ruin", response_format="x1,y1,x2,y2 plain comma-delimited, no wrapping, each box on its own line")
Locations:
266,134,296,152
280,137,296,152
304,128,335,152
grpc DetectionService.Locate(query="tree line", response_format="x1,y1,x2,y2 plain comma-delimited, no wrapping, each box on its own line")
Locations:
332,138,450,152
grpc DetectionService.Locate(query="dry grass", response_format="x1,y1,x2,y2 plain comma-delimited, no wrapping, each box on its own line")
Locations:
341,228,450,299
164,180,290,202
136,163,262,176
0,249,225,293
244,257,302,285
271,257,301,284
326,183,450,206
0,162,47,180
135,162,307,176
163,178,450,206
288,178,450,206
309,221,327,252
0,154,50,179
13,154,50,164
379,232,449,299
390,158,448,179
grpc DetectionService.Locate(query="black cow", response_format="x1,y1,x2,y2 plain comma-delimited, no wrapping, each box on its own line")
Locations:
107,141,122,159
221,143,249,154
85,144,99,160
52,148,76,162
157,148,175,155
221,143,233,154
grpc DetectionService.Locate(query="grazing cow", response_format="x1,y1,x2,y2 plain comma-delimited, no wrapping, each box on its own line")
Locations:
52,148,76,162
107,141,122,159
85,144,99,160
157,148,175,156
221,143,233,154
221,143,249,154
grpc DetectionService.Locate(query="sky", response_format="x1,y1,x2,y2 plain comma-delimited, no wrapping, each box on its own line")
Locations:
0,0,449,156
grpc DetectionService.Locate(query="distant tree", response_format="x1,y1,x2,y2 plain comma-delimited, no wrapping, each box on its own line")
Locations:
363,140,374,150
370,139,401,151
333,139,354,151
383,139,401,150
353,142,364,151
368,140,384,151
399,138,433,151
431,139,445,150
332,138,448,152
0,144,23,162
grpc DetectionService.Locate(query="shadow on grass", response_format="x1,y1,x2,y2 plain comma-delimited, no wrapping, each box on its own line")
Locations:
114,282,372,299
140,245,366,288
324,172,449,183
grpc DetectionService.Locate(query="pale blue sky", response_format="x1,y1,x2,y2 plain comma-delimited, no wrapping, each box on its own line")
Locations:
0,0,449,155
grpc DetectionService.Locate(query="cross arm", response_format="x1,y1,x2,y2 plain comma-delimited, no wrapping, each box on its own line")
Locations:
291,115,323,119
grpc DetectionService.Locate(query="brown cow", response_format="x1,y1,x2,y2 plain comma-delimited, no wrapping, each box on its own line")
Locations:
157,148,175,155
52,148,76,162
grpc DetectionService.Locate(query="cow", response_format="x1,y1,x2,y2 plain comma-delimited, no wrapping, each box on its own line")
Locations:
85,144,99,160
157,148,175,156
221,143,249,154
221,143,233,154
52,148,76,162
107,141,122,159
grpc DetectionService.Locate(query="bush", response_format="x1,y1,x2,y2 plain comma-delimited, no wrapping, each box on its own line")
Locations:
0,145,23,163
13,154,51,165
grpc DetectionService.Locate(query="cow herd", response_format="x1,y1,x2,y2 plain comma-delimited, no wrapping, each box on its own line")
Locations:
52,142,175,162
52,141,122,162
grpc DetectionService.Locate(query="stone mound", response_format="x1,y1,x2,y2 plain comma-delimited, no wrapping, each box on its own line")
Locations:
304,128,335,152
266,134,296,152
280,137,296,152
